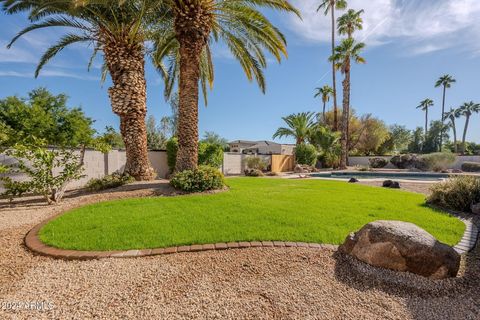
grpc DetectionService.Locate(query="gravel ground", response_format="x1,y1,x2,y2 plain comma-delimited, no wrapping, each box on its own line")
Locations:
0,180,479,319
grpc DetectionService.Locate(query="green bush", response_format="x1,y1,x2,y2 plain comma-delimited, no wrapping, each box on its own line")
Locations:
166,137,178,173
170,165,225,192
420,152,456,172
427,176,480,213
86,172,134,191
295,144,317,166
369,157,388,168
198,142,223,168
461,162,480,172
390,154,419,169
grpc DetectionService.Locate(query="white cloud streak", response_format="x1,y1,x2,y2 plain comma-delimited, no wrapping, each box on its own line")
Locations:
287,0,480,55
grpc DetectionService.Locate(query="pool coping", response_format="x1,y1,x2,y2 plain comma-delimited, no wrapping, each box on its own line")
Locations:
24,206,479,260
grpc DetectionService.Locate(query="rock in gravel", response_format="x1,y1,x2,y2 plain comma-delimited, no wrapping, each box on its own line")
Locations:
382,180,400,189
339,220,460,279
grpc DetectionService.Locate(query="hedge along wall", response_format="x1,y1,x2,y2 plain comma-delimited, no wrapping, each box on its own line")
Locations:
348,156,480,170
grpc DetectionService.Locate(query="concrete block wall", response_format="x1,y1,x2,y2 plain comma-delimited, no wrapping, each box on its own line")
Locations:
348,155,480,170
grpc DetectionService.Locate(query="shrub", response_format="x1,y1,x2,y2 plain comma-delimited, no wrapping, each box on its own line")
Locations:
166,137,178,173
461,162,480,172
420,152,456,172
244,156,268,171
295,144,317,166
369,157,388,168
170,165,225,192
244,169,264,177
427,176,480,213
198,142,223,168
86,172,134,191
390,154,419,169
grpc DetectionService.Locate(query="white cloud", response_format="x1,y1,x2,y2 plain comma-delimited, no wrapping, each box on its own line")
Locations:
286,0,480,55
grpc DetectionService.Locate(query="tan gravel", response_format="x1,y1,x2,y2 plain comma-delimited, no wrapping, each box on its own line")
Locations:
0,180,479,319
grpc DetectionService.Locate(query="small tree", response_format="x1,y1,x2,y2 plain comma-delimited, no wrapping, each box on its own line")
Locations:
295,144,318,166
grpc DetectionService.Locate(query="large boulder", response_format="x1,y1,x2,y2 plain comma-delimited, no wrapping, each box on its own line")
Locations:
339,220,460,279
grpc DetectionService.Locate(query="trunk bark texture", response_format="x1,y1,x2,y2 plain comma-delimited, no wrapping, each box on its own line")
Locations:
440,86,446,151
452,121,458,153
340,60,350,170
462,116,470,155
104,41,155,181
331,6,338,131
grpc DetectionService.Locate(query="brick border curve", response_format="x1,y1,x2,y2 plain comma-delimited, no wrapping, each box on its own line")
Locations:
25,207,479,261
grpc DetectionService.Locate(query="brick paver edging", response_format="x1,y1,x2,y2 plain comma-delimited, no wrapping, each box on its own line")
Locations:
25,207,479,261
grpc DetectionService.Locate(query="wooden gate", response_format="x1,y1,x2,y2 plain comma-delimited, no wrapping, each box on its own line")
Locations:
271,155,294,173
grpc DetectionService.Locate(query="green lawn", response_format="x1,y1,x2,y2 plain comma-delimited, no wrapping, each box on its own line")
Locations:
39,178,465,251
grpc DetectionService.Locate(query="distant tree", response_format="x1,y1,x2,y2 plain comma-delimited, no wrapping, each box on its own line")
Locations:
0,88,95,147
352,116,390,156
98,126,125,149
423,121,449,153
458,101,480,155
273,112,316,145
443,108,461,153
314,85,334,122
337,9,364,38
146,115,167,150
379,125,412,154
330,38,366,168
317,0,347,131
408,127,425,153
435,75,456,151
417,99,434,137
201,131,229,150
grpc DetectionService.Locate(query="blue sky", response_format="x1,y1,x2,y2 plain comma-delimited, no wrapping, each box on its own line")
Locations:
0,0,479,144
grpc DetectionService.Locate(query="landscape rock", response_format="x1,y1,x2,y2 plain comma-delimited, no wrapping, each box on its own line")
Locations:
294,164,318,174
339,220,460,279
383,180,400,189
348,178,359,183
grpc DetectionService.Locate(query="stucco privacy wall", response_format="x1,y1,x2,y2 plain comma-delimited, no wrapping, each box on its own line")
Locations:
349,156,480,170
222,153,272,175
0,149,169,192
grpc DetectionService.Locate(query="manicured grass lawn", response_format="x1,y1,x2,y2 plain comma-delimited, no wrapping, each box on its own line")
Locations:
39,178,465,251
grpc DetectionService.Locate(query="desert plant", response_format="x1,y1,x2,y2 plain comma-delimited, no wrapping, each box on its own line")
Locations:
427,176,480,213
170,165,225,192
273,112,316,144
461,162,480,172
295,144,318,166
369,157,388,168
86,172,135,191
390,154,420,169
166,137,179,174
420,152,456,172
244,156,268,171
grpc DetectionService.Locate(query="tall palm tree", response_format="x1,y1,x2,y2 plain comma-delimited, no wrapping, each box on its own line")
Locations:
314,85,334,122
417,99,434,137
273,112,316,145
154,0,300,172
337,8,364,38
329,38,365,169
2,0,159,180
458,101,480,155
443,107,461,153
435,74,456,151
317,0,347,132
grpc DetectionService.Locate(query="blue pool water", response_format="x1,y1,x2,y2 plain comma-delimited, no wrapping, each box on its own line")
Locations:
311,171,449,181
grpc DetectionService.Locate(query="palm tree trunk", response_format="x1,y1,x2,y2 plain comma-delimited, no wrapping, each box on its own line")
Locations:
104,42,155,181
440,85,446,151
462,116,470,155
452,120,458,153
322,101,326,122
331,7,338,131
425,108,428,138
340,60,350,170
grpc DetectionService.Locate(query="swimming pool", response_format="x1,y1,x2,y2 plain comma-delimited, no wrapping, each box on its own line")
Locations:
311,171,449,181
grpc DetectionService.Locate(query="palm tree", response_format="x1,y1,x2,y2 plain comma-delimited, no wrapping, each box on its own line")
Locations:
337,9,364,38
329,38,365,169
317,0,347,131
273,112,316,145
458,101,480,155
435,74,456,151
443,108,461,153
314,85,334,122
154,0,300,172
417,99,434,137
2,0,159,180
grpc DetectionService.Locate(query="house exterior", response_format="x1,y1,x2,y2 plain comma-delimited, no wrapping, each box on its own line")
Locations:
228,140,295,155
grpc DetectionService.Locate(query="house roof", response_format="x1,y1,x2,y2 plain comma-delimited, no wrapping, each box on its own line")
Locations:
229,140,295,147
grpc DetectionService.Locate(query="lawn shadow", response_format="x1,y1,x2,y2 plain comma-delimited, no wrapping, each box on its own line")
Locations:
332,229,480,319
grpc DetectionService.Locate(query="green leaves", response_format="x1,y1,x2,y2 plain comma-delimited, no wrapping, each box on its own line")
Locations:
273,112,316,144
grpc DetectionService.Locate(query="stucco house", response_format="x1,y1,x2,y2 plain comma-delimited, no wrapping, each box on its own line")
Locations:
228,140,295,155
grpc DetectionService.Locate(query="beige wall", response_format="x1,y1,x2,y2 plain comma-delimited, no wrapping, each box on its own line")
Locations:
222,153,271,175
348,155,480,170
0,149,169,192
